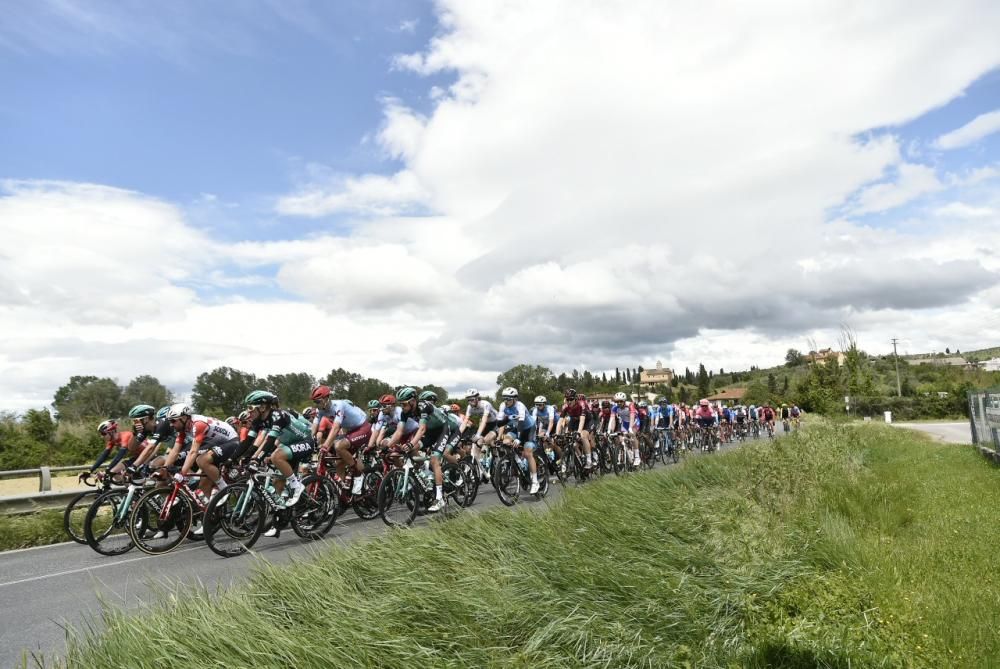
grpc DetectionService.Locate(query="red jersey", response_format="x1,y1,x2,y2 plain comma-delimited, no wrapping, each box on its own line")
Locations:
104,431,133,451
560,398,588,419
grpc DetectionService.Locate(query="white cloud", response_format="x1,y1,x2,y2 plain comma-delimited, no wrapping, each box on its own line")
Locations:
934,202,995,219
275,169,429,217
850,162,944,214
934,109,1000,149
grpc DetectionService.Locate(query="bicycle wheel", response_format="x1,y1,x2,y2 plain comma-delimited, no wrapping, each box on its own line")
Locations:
440,463,470,508
352,470,382,520
494,454,521,506
457,459,480,506
84,490,135,556
292,474,338,540
204,483,265,558
129,487,193,555
531,452,549,498
63,490,99,544
378,468,419,527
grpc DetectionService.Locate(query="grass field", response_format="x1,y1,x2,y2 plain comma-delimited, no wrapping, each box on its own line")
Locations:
0,510,66,552
37,423,1000,668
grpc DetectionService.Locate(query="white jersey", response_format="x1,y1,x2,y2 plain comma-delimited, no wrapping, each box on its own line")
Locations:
176,414,238,450
464,399,500,422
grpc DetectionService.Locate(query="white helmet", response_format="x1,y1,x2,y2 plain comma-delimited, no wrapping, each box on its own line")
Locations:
501,387,518,399
166,403,192,420
534,395,547,404
613,392,627,401
464,388,480,399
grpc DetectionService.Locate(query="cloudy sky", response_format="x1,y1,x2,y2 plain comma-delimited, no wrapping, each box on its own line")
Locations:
2,0,1000,411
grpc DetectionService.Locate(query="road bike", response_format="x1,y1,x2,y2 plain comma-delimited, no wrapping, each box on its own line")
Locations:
63,470,117,544
377,451,469,526
82,469,152,556
493,439,549,506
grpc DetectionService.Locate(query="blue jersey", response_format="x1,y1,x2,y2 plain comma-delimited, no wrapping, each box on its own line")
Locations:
530,405,556,429
500,400,535,432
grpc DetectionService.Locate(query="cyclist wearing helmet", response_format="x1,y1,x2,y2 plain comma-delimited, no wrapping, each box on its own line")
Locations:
162,402,239,503
557,388,595,470
456,388,501,481
245,390,313,506
366,399,382,424
694,399,716,428
596,400,613,433
497,387,542,494
310,385,372,495
81,419,135,480
608,392,640,466
392,387,452,511
131,405,190,471
531,396,557,440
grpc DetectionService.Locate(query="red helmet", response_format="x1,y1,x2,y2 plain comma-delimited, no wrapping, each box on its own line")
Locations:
310,385,331,401
450,403,461,412
379,393,397,405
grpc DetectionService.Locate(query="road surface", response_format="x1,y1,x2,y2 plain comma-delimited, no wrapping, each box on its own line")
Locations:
891,421,972,444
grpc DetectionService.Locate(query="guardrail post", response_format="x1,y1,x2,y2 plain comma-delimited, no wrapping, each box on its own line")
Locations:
39,466,51,492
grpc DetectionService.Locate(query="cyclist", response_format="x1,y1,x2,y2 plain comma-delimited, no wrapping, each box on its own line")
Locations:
557,388,595,470
761,403,776,434
609,392,640,466
456,388,501,482
497,387,540,494
596,399,613,433
791,404,802,428
694,399,717,441
366,399,382,424
81,419,135,483
393,387,451,512
244,390,313,506
780,403,792,431
310,385,372,495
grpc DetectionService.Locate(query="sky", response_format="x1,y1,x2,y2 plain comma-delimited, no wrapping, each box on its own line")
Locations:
1,0,1000,411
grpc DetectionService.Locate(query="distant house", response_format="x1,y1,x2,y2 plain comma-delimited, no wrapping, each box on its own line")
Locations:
807,348,846,366
704,388,746,407
639,361,674,387
979,358,1000,372
914,356,970,367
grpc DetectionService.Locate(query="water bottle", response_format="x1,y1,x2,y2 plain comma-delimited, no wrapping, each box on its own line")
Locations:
517,455,529,472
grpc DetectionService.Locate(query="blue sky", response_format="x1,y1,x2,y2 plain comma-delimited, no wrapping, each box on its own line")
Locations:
0,1,444,209
1,1,999,410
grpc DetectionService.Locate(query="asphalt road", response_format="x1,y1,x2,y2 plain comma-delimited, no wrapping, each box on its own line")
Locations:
891,421,973,444
0,437,758,668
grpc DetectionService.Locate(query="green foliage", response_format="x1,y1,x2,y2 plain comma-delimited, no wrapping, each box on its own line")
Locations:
52,376,123,421
0,414,100,470
319,368,394,408
49,423,1000,668
697,363,710,397
495,364,558,403
191,367,259,416
785,348,805,367
263,373,317,411
120,375,173,412
0,510,65,551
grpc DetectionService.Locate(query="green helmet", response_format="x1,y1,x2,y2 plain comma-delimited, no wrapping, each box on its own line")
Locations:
155,406,171,420
396,387,417,402
244,390,278,406
128,404,156,419
418,390,438,402
367,399,381,409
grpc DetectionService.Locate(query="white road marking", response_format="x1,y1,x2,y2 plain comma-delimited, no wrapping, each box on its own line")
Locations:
0,546,203,590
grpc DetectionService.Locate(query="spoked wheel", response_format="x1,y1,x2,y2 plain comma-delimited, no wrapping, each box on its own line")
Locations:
378,468,419,527
84,490,135,556
456,459,480,506
203,483,265,558
292,474,338,540
352,470,382,520
494,454,521,506
64,490,100,544
640,438,655,471
128,487,193,556
440,463,471,508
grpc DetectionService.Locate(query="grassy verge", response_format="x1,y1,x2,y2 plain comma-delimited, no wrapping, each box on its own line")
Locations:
0,510,66,552
42,423,1000,668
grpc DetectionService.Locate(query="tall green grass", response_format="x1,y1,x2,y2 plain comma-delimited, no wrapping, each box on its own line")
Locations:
39,423,1000,668
0,510,65,551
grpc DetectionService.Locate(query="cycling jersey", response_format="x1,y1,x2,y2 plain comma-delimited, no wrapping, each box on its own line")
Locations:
612,403,636,431
175,415,238,451
791,407,801,417
464,399,500,423
374,406,419,437
499,400,536,431
314,399,367,432
250,409,313,446
694,406,716,427
559,398,589,421
531,405,556,431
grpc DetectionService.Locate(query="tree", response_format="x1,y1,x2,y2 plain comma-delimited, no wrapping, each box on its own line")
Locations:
581,370,594,392
23,408,56,444
615,368,621,383
782,376,790,393
697,364,710,398
767,373,778,395
785,349,805,367
264,372,316,410
601,372,608,384
53,376,124,421
191,367,259,417
625,368,632,384
421,384,450,402
121,375,173,411
319,368,394,407
945,347,951,354
495,365,557,404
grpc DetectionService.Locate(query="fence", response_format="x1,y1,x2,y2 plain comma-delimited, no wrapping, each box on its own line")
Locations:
0,465,88,492
969,390,1000,463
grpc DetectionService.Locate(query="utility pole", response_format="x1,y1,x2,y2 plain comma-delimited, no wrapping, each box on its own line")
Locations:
891,338,902,397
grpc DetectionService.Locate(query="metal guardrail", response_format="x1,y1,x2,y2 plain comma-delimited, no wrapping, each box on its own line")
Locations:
0,489,88,515
0,465,88,492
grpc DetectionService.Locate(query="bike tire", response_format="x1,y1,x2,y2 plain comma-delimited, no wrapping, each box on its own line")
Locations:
378,468,419,527
531,451,549,498
352,470,382,520
128,487,193,556
204,483,265,558
494,454,521,506
63,489,99,544
292,474,339,540
83,490,135,557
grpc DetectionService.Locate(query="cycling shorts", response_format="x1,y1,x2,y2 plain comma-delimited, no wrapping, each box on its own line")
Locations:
341,422,372,452
280,440,315,466
208,439,241,464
